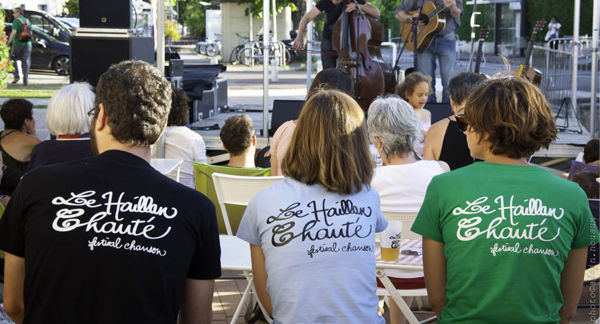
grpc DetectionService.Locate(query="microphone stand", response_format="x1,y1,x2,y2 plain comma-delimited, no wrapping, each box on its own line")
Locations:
392,3,424,81
351,0,363,100
467,0,479,71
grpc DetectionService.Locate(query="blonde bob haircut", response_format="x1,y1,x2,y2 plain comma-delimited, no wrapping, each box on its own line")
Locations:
46,82,94,136
464,77,557,159
281,89,373,195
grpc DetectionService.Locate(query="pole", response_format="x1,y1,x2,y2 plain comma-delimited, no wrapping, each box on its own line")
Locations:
590,0,599,138
249,4,253,43
306,0,314,91
155,0,166,158
571,0,580,118
263,0,270,138
271,0,279,80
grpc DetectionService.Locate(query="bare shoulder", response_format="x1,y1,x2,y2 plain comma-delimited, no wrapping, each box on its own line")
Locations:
427,118,449,137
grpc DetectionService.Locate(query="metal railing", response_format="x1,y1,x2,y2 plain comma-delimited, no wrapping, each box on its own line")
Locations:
532,42,598,134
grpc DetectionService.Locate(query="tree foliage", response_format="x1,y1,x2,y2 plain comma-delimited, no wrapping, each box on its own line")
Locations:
62,0,79,16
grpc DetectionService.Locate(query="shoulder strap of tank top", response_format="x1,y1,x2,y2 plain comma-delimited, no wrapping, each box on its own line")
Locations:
0,130,18,140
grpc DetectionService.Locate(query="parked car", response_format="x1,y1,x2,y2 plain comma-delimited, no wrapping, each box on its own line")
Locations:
3,9,71,75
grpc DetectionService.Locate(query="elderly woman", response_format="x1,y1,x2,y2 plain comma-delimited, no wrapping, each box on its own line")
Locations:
367,96,448,324
237,89,387,323
27,82,94,171
413,77,600,323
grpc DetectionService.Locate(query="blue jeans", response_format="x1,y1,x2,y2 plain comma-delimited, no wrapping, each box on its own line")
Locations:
320,38,338,70
417,33,456,103
11,45,31,85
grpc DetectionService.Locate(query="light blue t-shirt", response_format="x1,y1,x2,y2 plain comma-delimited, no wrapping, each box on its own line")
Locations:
237,177,388,324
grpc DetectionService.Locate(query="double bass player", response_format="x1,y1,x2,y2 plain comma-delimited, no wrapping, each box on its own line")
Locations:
292,0,380,69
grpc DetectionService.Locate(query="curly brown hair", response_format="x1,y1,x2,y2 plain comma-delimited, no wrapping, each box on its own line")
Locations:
168,88,190,126
583,139,599,164
464,77,557,159
220,115,254,155
93,60,172,146
395,71,432,100
281,89,373,195
0,98,33,130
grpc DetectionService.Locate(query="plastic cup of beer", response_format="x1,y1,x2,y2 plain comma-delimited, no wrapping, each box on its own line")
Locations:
381,221,403,261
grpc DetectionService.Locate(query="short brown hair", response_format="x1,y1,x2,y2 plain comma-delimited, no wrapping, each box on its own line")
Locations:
93,60,172,146
220,114,254,155
583,139,599,164
464,77,557,159
168,88,190,126
395,71,432,100
282,89,373,195
0,98,33,130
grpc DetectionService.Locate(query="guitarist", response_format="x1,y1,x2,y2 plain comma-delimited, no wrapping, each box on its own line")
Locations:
395,0,462,103
292,0,380,69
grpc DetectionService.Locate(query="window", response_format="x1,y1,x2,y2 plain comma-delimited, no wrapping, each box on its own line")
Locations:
38,4,48,12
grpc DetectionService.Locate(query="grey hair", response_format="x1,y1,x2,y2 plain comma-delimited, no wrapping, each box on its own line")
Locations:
367,96,420,158
13,7,23,14
46,82,94,135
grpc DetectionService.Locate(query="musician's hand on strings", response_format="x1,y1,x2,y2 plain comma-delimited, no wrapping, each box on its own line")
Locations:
345,2,357,13
292,37,304,51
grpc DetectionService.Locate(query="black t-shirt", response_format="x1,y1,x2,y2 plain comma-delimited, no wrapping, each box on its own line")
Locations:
315,0,366,41
0,150,221,324
27,139,93,171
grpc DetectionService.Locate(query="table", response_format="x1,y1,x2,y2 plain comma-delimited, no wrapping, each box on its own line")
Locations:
376,240,432,324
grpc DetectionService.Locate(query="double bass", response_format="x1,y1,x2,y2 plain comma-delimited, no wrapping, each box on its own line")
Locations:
332,0,395,112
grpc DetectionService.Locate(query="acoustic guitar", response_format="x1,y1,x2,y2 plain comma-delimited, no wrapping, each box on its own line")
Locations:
513,19,544,86
473,26,489,78
400,1,447,52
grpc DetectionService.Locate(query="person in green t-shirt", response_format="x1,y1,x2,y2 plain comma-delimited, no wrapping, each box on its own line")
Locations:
412,77,600,324
7,7,32,85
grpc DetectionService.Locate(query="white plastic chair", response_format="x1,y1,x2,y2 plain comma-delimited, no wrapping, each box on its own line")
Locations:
378,210,434,323
382,210,421,241
150,158,183,182
212,172,283,324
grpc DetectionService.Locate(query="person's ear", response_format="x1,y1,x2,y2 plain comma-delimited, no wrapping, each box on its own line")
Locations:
252,134,257,146
222,143,229,153
95,103,108,131
450,98,457,111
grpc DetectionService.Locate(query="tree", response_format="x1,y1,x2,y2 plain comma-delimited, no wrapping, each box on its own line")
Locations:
62,0,79,16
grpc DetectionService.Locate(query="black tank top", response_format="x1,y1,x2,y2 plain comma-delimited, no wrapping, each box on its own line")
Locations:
439,118,474,170
0,130,30,172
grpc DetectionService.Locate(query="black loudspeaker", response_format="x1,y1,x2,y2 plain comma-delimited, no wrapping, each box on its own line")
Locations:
270,100,304,136
80,0,132,29
70,36,155,86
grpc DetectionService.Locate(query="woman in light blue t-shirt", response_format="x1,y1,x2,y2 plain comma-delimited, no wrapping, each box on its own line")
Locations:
237,89,388,324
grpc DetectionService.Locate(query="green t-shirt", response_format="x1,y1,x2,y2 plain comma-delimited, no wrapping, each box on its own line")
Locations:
12,17,32,46
193,163,271,235
412,162,600,324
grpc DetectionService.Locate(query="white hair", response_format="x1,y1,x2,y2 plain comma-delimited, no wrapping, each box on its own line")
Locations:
46,82,94,136
367,96,420,158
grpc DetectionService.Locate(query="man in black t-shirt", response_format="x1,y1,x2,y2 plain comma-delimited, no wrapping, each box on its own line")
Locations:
0,61,221,324
292,0,380,69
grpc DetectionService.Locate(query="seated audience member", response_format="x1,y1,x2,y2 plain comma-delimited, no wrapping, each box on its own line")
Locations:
413,77,599,323
28,82,94,171
368,96,448,324
221,114,257,168
572,171,600,270
270,68,354,176
583,138,599,166
194,114,270,235
164,88,207,188
0,98,40,172
423,72,483,169
237,89,387,323
0,61,220,324
395,72,432,156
